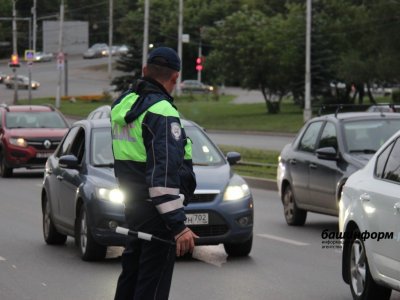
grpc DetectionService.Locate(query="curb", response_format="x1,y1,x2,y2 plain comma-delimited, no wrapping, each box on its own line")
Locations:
243,176,278,191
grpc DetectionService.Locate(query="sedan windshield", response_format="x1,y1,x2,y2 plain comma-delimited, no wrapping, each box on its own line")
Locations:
91,125,224,167
185,126,224,166
5,112,68,129
344,119,400,153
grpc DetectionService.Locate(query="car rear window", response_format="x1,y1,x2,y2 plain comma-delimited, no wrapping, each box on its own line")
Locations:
344,119,400,153
5,111,68,129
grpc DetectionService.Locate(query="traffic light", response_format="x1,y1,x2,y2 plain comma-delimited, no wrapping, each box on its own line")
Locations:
196,57,203,71
9,54,20,68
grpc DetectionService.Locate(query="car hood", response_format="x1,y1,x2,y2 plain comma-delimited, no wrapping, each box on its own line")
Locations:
345,153,375,169
193,164,231,191
90,167,118,188
8,128,68,138
90,163,232,191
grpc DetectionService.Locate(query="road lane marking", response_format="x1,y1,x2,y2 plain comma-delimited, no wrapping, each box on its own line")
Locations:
0,256,5,261
257,233,309,246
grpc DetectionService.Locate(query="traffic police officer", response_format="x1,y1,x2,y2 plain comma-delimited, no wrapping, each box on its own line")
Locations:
111,47,198,300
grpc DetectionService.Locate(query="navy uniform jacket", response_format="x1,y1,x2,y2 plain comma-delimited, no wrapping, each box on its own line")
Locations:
111,77,196,236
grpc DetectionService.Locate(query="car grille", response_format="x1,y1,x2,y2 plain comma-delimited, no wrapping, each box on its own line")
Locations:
190,193,218,203
189,225,229,237
27,157,48,165
26,137,61,151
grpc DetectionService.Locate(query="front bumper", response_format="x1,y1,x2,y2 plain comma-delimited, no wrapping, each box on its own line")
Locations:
185,196,254,245
4,145,52,169
86,199,127,246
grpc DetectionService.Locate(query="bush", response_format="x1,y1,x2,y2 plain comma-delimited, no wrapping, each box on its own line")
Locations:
392,90,400,103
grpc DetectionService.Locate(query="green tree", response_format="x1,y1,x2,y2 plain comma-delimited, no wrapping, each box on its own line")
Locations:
205,4,305,113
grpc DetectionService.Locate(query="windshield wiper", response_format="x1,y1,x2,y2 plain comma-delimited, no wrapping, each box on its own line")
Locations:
93,163,114,168
193,163,210,166
349,149,376,154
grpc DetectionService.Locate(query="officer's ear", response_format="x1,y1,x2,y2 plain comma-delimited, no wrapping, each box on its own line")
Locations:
142,65,148,77
171,72,179,85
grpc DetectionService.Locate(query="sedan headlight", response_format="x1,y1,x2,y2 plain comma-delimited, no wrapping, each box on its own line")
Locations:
9,137,28,147
95,187,125,204
223,175,250,201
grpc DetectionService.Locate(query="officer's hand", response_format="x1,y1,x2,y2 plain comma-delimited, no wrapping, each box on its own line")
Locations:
174,228,199,257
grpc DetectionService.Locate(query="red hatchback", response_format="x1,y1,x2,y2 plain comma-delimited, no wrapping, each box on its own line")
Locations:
0,104,69,177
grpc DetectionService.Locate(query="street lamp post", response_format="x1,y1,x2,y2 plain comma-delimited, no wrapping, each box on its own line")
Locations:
304,0,312,122
176,0,183,96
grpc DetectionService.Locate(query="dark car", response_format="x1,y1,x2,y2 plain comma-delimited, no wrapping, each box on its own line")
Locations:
277,112,400,226
42,118,253,261
0,104,69,177
83,43,108,59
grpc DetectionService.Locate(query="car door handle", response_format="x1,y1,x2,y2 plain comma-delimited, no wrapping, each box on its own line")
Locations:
309,163,317,169
360,193,370,202
289,159,297,165
56,175,63,181
394,202,400,215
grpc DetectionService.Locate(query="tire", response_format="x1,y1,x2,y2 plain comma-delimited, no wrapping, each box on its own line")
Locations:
348,230,392,300
0,152,13,178
224,235,253,257
42,195,67,245
282,185,307,226
77,205,107,261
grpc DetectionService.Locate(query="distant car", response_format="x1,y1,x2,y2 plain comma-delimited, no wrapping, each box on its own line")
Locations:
4,75,40,90
115,45,129,56
0,72,6,83
181,80,213,94
86,105,111,120
0,104,69,177
366,104,400,113
83,43,108,59
41,117,253,260
277,112,400,226
33,51,53,62
339,129,400,300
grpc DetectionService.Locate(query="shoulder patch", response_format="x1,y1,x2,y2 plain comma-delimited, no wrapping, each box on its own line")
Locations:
171,122,182,141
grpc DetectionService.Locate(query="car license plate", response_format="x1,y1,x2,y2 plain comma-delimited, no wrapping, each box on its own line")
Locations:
185,213,209,225
36,152,51,158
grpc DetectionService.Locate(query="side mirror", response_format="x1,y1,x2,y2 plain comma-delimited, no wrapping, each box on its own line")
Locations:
59,154,79,169
316,147,338,161
226,151,241,165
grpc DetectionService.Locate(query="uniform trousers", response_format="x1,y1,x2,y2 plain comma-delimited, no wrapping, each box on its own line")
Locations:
114,200,176,300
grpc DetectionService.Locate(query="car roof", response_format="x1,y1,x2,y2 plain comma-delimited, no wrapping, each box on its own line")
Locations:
1,105,54,112
74,116,196,129
311,112,400,122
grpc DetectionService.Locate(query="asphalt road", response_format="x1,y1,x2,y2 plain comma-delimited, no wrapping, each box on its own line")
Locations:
0,55,118,104
2,170,400,300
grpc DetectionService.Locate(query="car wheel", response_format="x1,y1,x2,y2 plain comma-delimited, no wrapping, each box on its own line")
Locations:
224,235,253,257
42,195,67,245
77,205,107,261
282,185,307,226
0,152,13,178
348,231,392,300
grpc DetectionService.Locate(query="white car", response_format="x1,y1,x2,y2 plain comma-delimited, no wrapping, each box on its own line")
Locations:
33,51,53,62
339,129,400,300
4,75,40,89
